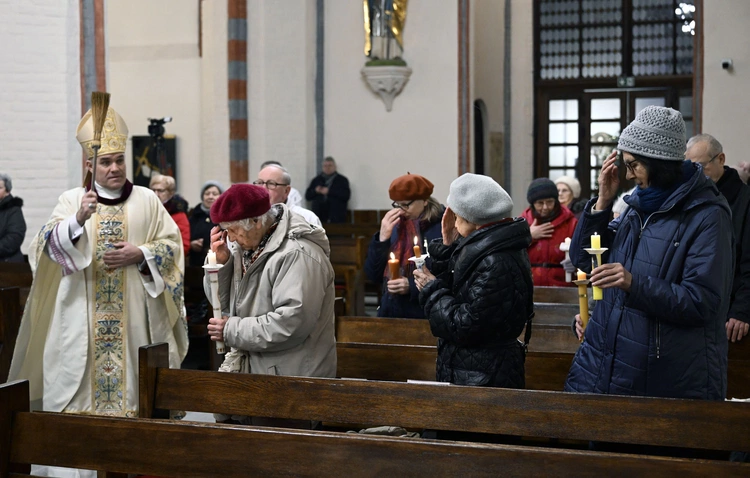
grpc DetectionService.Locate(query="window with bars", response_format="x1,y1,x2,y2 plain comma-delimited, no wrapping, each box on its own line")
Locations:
534,0,697,198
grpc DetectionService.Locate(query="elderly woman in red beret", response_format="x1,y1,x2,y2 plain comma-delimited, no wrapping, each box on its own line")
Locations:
364,173,444,318
205,184,337,423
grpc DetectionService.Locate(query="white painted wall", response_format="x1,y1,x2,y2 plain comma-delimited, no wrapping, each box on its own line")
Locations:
107,0,204,206
247,0,317,192
508,0,534,216
325,0,459,209
0,0,81,254
473,0,505,133
702,0,750,167
199,0,230,191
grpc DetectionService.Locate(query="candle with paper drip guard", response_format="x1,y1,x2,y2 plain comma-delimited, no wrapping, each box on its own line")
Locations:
408,238,430,270
584,232,607,301
204,250,225,354
574,269,590,341
559,237,572,283
388,252,400,279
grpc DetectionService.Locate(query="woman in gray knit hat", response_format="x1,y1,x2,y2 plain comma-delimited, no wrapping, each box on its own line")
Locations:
566,105,733,401
413,173,533,390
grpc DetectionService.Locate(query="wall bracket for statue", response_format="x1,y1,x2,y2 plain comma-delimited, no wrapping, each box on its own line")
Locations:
362,0,409,112
361,63,412,112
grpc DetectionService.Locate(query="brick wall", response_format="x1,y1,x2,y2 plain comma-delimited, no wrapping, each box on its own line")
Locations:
0,0,82,254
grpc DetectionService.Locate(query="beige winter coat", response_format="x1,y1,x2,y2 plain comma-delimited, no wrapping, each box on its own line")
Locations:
206,205,337,378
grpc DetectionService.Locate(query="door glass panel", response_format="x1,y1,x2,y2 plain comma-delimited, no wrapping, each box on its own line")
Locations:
590,98,621,120
549,122,578,144
635,97,665,116
549,169,577,181
549,99,579,121
549,146,565,166
590,121,621,139
565,146,579,167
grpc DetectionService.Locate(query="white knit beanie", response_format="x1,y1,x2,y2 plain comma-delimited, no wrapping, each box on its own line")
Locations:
447,173,513,225
554,175,581,199
617,106,686,161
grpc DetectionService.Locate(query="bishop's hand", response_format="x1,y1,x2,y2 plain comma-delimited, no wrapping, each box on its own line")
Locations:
77,190,99,226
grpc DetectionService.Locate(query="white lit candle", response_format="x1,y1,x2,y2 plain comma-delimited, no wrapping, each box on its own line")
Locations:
207,250,217,266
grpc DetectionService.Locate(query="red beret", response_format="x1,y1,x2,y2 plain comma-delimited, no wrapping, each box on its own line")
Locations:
210,184,271,223
388,173,434,201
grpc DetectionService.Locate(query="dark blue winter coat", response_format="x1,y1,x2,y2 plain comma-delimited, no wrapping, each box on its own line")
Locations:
364,215,443,318
565,162,733,400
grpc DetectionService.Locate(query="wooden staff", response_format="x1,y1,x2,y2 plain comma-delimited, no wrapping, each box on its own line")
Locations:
89,91,111,193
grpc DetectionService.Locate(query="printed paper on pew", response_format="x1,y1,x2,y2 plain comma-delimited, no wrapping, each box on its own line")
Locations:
407,379,451,386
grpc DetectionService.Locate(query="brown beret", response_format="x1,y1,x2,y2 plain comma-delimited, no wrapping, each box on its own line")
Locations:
210,184,271,223
388,173,434,201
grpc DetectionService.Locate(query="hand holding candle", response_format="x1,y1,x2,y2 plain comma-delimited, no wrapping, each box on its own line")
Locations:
388,252,400,279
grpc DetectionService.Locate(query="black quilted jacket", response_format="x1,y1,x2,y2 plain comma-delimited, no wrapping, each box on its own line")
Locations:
419,218,533,388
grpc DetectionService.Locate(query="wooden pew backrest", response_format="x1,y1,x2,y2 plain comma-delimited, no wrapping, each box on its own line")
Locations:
136,344,750,456
10,380,744,477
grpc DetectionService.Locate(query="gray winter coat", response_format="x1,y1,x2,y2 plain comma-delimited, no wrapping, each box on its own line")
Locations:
206,205,337,378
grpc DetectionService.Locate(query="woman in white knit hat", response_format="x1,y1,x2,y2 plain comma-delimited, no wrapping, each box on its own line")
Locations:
413,173,533,390
554,175,588,219
566,105,733,401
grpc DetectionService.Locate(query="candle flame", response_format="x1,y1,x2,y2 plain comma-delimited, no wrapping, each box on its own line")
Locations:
390,252,396,260
413,236,418,245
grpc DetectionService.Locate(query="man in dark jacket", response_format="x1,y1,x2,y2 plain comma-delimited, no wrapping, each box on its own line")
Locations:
305,157,350,223
566,106,733,401
686,134,750,343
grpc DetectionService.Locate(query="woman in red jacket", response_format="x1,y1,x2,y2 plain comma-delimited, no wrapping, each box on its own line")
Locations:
150,174,191,257
521,178,577,287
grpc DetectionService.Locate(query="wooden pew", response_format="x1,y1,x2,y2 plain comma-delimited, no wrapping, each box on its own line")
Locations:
134,344,750,471
333,315,750,397
323,222,378,239
534,285,578,304
0,262,32,308
0,287,22,383
336,342,572,390
8,381,741,477
335,313,580,353
329,236,367,316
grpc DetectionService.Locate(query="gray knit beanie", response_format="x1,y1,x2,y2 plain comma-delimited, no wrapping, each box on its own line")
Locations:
201,180,224,196
446,173,513,225
617,106,686,161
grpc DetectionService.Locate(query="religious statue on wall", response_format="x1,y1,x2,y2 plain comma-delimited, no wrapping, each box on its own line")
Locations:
363,0,408,62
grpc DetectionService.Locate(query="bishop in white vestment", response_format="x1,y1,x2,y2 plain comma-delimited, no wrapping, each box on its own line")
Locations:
8,106,188,477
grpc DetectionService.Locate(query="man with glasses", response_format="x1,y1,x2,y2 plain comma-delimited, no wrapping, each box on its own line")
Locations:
255,164,321,227
686,134,750,343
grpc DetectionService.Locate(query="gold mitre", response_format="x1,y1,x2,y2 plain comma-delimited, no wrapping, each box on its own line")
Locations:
76,106,129,159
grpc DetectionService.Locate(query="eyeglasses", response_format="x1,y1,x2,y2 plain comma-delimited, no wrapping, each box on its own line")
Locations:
253,180,289,190
391,200,415,210
698,153,720,168
624,159,641,175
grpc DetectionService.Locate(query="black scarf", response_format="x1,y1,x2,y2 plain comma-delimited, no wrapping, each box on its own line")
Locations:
716,166,743,205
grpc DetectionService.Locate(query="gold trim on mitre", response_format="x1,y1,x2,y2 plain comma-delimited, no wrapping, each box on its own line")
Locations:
76,107,129,159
